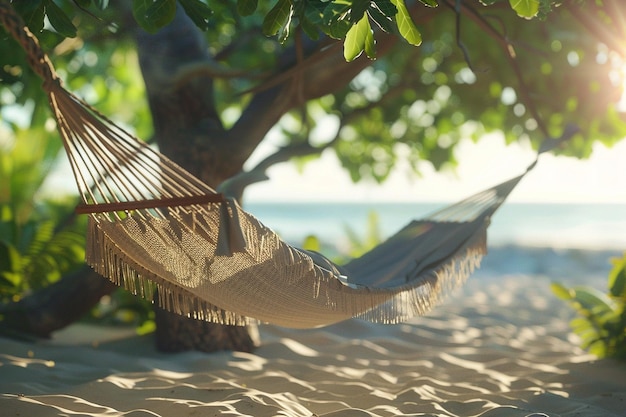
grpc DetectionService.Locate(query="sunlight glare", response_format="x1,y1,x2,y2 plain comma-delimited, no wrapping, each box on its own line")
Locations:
246,134,626,204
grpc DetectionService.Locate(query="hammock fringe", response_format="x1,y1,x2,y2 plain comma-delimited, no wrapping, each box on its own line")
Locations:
86,216,252,326
354,228,486,324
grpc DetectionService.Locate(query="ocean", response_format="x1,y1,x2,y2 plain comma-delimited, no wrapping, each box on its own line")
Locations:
245,201,626,251
243,201,625,285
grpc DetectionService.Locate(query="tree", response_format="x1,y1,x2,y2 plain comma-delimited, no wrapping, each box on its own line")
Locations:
1,0,625,352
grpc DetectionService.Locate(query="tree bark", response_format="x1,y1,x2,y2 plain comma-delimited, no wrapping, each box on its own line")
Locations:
134,9,259,353
153,304,257,353
0,266,116,339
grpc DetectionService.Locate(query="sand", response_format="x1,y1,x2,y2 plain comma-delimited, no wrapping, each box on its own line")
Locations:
1,247,625,417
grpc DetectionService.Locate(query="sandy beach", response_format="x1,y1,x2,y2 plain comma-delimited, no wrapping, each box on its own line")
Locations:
1,247,625,416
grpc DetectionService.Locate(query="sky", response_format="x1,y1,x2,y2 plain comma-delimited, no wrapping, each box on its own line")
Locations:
244,134,626,204
34,121,626,205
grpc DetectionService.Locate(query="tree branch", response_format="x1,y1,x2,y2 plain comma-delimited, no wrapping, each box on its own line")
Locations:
222,73,418,199
0,266,117,339
443,0,551,138
226,4,444,172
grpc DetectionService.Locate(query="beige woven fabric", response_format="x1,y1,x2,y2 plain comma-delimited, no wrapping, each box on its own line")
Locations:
81,176,524,328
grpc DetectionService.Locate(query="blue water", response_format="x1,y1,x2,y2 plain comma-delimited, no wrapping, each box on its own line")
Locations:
245,202,626,250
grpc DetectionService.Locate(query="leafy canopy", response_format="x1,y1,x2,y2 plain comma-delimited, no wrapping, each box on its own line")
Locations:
8,0,553,62
2,0,625,184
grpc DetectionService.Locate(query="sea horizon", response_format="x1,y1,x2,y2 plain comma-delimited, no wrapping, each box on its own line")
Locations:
244,200,626,251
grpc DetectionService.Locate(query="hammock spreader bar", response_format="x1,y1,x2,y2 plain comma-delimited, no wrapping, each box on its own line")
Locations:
0,2,567,328
75,194,227,214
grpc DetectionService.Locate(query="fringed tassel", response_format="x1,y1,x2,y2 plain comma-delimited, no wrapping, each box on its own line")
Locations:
353,233,487,325
86,214,251,326
156,284,252,326
86,215,158,299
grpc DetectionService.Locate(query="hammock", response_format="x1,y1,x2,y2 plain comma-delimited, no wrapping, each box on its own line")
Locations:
0,3,556,328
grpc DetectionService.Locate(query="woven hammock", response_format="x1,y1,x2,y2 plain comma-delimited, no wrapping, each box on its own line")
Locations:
1,3,547,328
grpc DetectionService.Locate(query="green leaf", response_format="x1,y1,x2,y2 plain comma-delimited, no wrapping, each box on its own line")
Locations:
344,13,373,61
300,16,320,40
367,0,398,33
373,0,398,17
327,18,351,39
13,1,46,33
509,0,539,19
587,339,608,357
390,0,422,46
237,0,258,16
0,242,21,278
45,0,77,38
179,0,213,30
302,235,321,252
351,0,369,23
262,0,292,37
38,29,65,50
145,0,177,29
132,0,155,32
571,287,614,314
304,2,324,25
608,255,626,298
0,273,18,290
551,282,572,301
570,317,593,333
363,19,376,59
322,2,350,26
368,5,394,33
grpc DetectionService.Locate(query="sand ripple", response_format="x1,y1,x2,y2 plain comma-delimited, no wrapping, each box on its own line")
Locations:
1,264,625,416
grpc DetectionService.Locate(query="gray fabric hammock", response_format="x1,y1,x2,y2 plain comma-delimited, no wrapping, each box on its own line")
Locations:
0,3,562,328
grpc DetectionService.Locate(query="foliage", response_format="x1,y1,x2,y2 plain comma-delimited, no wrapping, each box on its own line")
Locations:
0,120,154,329
551,254,626,360
342,211,383,258
0,123,85,302
2,1,626,186
127,0,558,60
2,1,565,62
301,211,383,264
0,16,155,328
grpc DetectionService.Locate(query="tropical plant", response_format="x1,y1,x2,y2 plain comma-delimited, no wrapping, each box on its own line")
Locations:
300,211,384,264
0,122,84,301
551,254,626,360
0,119,154,333
343,211,383,258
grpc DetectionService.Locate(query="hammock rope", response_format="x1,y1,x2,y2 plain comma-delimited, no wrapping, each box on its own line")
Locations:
0,2,556,328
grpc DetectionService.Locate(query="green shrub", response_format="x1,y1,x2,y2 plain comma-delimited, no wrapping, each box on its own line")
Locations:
551,253,626,360
0,123,153,331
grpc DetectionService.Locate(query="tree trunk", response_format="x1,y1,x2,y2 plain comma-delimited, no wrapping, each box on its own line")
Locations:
134,9,260,353
153,304,257,353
